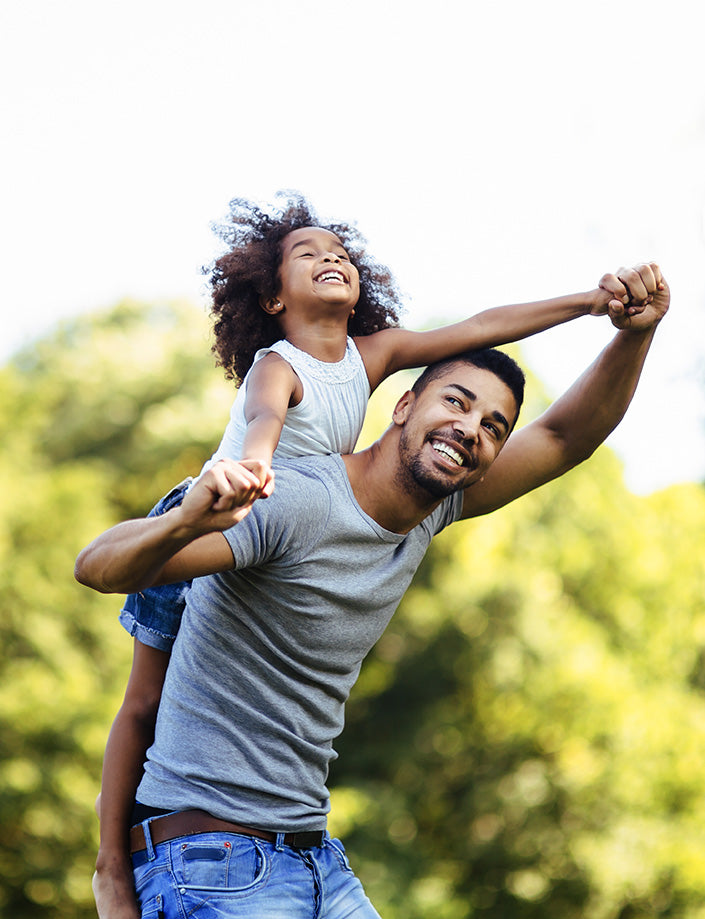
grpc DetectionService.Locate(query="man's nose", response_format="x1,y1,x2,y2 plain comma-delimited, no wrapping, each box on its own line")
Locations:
454,413,480,443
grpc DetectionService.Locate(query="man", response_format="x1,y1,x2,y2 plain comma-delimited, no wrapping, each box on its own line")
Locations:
75,264,667,918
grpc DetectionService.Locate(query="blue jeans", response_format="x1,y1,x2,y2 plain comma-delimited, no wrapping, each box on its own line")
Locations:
132,829,381,918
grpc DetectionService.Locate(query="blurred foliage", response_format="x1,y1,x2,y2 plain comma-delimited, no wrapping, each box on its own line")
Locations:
0,301,235,917
1,301,705,918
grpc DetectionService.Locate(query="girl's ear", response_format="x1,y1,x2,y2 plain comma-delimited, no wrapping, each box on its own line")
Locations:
260,296,285,316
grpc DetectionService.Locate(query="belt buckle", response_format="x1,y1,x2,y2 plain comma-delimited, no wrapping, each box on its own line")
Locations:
290,830,325,848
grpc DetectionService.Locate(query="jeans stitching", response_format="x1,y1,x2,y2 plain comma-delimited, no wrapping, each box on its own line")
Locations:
325,837,353,874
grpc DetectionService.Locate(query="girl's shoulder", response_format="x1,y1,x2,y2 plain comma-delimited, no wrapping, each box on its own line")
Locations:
265,337,365,385
353,328,408,392
245,349,302,407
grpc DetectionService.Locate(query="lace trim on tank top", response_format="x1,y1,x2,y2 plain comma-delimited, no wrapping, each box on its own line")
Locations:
268,337,362,384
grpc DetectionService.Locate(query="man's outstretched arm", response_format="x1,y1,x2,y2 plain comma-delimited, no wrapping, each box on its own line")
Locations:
74,459,273,592
460,264,669,519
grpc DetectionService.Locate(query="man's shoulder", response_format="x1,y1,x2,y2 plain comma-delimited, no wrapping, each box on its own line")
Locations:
249,454,347,523
270,454,347,490
224,456,345,565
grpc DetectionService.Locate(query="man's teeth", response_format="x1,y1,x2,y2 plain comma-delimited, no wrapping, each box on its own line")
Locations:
431,441,464,466
316,271,344,283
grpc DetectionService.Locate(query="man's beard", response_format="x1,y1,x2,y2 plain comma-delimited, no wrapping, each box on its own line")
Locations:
396,430,477,500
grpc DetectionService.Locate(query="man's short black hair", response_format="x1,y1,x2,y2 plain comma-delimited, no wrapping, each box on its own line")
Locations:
411,348,526,429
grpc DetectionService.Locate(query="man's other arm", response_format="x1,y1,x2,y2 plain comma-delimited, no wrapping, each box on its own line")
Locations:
460,264,669,520
74,459,273,592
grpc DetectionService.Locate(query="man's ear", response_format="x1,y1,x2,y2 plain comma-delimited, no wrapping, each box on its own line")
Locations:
392,390,415,425
260,296,284,316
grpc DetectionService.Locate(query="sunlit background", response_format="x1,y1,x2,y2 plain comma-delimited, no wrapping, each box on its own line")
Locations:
2,0,704,492
3,5,705,916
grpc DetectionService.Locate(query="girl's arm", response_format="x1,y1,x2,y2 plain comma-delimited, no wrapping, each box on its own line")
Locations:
356,282,638,391
93,643,170,919
240,353,301,466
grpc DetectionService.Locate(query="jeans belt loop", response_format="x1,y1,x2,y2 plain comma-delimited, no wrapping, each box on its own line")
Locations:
141,818,157,862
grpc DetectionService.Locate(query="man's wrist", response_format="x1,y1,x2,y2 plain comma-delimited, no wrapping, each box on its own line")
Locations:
616,322,659,341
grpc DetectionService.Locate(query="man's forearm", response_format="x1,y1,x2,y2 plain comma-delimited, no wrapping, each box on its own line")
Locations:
542,324,658,467
74,511,195,594
547,265,668,466
75,459,271,594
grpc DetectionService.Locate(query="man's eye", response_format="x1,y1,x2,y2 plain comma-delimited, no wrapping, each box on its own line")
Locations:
446,396,461,407
483,422,499,436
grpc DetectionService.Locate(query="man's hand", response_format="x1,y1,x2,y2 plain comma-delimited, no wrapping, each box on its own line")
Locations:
92,865,140,919
598,262,669,330
177,459,275,536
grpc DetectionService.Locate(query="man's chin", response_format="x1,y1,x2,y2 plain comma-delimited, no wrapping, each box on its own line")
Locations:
398,436,477,499
410,464,471,499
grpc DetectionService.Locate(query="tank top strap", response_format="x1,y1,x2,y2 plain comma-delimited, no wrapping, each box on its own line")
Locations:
262,337,364,384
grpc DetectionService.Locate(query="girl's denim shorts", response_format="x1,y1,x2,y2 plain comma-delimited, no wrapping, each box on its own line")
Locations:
118,478,193,652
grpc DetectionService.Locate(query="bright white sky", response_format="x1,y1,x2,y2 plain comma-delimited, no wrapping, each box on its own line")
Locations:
2,0,704,493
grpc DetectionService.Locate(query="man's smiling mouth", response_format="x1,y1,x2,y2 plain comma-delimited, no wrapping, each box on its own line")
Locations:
431,439,465,466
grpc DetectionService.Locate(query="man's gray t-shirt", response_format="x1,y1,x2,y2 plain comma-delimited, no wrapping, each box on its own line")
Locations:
137,454,463,831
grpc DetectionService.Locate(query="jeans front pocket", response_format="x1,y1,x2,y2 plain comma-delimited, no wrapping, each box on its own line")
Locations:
175,834,269,893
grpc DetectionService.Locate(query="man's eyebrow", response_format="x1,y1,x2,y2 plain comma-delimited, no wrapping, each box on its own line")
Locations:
448,383,476,401
447,384,510,433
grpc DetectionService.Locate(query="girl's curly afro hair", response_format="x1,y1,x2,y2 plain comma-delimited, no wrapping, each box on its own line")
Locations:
206,191,404,385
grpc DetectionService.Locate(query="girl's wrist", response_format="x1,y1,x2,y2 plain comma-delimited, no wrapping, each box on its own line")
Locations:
586,287,610,316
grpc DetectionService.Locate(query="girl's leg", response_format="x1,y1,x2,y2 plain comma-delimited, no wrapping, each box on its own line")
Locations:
93,641,170,919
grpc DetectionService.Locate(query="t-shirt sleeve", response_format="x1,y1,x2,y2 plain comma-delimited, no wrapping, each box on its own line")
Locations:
428,490,464,536
223,465,332,570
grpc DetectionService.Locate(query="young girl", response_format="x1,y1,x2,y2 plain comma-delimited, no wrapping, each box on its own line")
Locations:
94,192,640,919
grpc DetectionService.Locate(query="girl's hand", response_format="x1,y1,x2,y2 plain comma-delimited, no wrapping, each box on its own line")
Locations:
591,265,650,319
179,459,274,534
234,458,276,499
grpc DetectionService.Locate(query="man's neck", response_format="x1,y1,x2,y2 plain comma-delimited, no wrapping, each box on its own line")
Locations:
342,440,445,535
